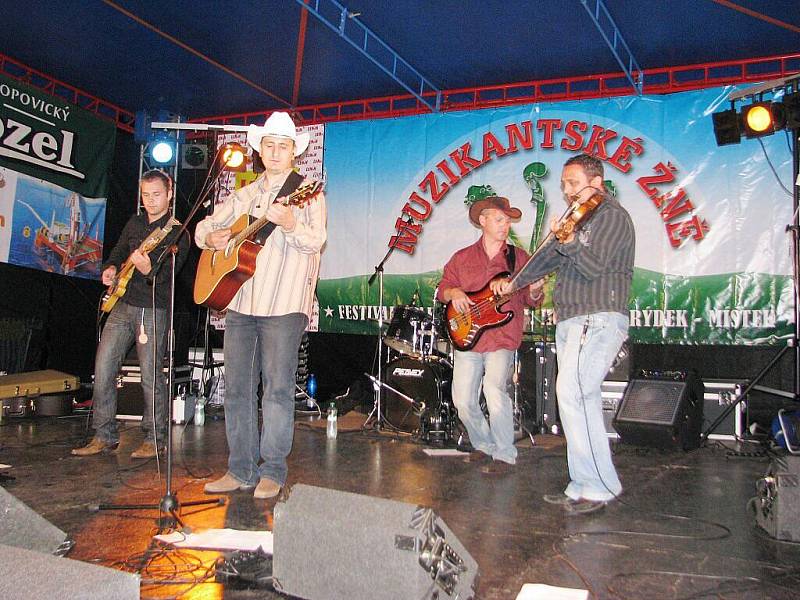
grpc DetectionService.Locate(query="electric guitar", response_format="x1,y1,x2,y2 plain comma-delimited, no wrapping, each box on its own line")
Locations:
193,181,323,311
100,217,180,313
445,272,528,351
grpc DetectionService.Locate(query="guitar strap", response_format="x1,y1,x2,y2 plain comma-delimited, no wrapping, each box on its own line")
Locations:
252,170,306,245
505,243,516,274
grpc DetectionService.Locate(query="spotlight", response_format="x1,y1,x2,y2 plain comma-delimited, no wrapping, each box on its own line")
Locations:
712,109,741,146
742,101,785,138
221,143,248,171
151,138,176,164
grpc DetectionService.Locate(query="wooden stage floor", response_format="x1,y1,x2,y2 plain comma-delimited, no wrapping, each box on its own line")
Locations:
1,409,798,599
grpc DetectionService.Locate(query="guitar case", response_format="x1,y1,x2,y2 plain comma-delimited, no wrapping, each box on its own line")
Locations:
0,370,79,419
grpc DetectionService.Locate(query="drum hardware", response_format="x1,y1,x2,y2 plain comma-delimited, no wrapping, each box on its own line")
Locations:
364,372,426,416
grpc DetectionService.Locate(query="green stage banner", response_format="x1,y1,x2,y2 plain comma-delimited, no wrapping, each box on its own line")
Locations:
0,74,115,279
319,86,794,345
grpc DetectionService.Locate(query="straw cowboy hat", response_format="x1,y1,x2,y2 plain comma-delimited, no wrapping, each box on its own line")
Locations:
246,112,310,157
468,196,522,227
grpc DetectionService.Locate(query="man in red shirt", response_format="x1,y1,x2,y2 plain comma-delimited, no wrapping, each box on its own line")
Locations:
437,196,540,473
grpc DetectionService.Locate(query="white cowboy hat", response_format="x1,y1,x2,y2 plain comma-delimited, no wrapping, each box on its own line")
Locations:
246,112,310,157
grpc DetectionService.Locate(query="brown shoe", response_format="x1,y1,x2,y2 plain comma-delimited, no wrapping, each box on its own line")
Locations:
463,450,492,464
253,478,281,499
130,441,160,459
480,460,514,475
204,473,257,494
71,437,119,456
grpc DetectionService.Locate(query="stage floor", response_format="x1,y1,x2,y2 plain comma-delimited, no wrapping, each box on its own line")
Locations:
1,409,798,599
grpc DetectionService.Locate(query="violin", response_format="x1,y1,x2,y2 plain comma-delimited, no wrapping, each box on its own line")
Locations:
554,193,604,242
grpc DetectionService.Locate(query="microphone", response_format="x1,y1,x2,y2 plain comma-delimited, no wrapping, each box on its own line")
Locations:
138,322,148,344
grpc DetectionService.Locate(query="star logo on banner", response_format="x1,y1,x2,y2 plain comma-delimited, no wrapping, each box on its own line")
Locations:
324,306,334,318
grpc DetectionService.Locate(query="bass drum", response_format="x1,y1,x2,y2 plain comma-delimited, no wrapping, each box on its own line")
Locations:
383,356,455,443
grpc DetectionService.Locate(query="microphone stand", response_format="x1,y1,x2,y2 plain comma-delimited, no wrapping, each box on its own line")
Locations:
362,222,408,431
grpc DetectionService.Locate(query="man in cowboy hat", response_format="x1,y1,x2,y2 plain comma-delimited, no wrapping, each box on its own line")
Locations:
437,196,541,474
195,112,326,499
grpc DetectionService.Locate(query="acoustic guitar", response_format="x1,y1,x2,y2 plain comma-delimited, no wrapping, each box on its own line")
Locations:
100,217,180,313
193,181,323,311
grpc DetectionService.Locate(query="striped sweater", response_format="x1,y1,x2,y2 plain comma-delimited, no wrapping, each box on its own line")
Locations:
514,196,634,322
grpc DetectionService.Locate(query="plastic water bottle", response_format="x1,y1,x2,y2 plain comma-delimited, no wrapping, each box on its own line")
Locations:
194,396,205,426
326,402,338,439
306,374,317,409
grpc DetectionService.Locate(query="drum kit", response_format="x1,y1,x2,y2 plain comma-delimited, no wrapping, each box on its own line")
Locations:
373,292,457,443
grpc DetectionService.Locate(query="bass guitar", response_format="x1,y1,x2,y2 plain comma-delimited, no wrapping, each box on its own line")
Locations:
100,217,180,313
193,181,323,311
445,271,525,351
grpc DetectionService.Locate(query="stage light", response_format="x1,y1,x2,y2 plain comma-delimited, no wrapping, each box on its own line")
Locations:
784,92,800,130
742,101,786,138
151,139,176,164
712,109,741,146
220,142,248,171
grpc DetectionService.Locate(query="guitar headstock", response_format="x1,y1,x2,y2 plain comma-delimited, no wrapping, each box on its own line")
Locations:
286,180,324,208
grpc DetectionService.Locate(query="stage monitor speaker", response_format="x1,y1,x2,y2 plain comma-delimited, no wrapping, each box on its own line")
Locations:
612,371,704,450
273,484,479,600
754,455,800,542
0,486,69,554
0,543,139,600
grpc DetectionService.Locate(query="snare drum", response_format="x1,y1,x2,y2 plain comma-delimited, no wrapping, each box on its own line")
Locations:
384,305,433,357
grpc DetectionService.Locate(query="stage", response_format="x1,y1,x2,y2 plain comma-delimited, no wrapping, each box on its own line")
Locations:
1,410,798,599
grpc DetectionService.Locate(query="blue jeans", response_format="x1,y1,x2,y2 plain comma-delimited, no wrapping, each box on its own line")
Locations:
92,302,168,444
223,310,308,486
452,348,517,464
555,312,627,501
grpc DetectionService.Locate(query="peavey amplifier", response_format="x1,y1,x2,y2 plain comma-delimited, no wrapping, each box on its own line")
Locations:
753,455,800,542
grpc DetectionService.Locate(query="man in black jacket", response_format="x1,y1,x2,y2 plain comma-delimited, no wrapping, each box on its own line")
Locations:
502,154,635,513
73,169,189,459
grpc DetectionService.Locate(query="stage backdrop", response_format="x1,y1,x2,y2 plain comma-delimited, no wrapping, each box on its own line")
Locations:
0,74,116,279
317,86,794,345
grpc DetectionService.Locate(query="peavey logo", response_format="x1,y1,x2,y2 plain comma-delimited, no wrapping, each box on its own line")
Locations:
392,367,425,377
0,116,84,180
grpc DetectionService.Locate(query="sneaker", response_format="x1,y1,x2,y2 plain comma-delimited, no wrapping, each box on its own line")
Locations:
204,473,256,494
565,498,608,515
253,478,281,499
130,441,161,459
543,494,575,506
71,437,119,456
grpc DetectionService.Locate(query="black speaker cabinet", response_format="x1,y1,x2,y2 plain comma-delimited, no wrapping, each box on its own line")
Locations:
273,484,479,600
612,371,704,450
533,342,559,433
754,455,800,542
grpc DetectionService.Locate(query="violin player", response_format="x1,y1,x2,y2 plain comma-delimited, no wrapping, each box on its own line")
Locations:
498,154,635,514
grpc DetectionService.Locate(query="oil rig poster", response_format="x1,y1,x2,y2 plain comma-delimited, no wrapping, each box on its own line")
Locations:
0,74,116,279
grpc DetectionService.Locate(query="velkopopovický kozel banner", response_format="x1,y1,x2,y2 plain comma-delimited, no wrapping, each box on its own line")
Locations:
317,86,794,346
0,73,116,279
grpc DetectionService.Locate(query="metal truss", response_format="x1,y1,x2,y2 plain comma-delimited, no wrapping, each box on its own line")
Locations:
194,53,800,126
580,0,643,95
294,0,441,112
0,52,135,133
